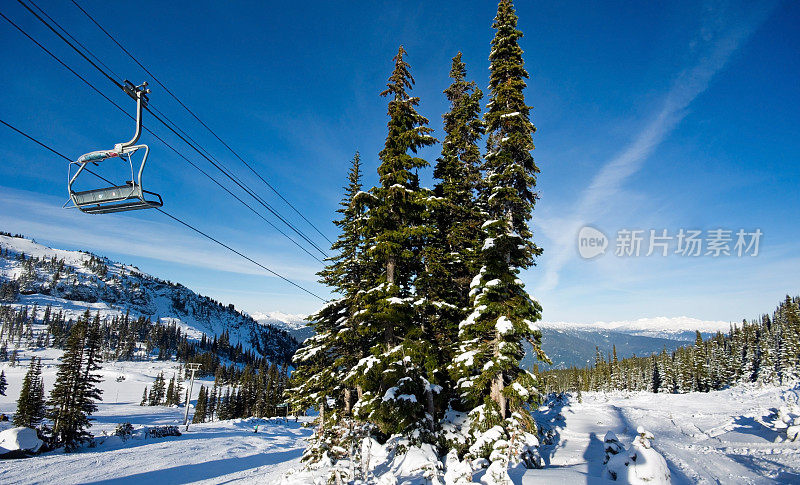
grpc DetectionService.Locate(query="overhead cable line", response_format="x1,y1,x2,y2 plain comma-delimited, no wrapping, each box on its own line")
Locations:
4,2,327,261
70,0,335,247
27,0,123,82
18,0,328,257
0,117,327,302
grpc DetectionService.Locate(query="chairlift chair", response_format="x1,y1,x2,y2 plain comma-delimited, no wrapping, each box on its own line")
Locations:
66,81,163,214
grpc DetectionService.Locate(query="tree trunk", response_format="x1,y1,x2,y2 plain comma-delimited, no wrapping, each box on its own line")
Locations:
426,387,435,430
491,336,507,419
319,397,325,432
386,256,396,285
384,256,397,345
344,388,353,416
491,371,507,419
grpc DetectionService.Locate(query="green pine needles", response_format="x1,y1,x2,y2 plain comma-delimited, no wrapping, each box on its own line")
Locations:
289,0,549,464
47,310,104,451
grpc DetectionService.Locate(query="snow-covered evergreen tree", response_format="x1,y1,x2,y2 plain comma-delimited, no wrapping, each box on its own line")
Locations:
346,45,438,438
193,386,207,423
692,331,710,391
289,152,367,417
149,372,166,406
650,355,661,393
451,0,547,450
47,310,104,451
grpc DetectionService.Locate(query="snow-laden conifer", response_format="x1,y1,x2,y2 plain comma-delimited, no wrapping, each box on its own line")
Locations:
451,0,548,438
346,45,438,437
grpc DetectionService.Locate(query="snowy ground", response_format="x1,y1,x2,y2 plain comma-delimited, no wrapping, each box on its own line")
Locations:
2,350,798,484
528,385,800,484
0,350,312,484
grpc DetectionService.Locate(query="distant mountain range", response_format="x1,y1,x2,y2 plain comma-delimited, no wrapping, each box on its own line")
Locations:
258,309,733,369
251,311,314,343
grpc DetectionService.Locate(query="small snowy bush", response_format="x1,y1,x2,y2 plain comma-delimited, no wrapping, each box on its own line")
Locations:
0,427,43,455
443,449,474,484
606,426,671,485
147,425,181,438
114,422,134,440
775,405,800,441
603,431,624,464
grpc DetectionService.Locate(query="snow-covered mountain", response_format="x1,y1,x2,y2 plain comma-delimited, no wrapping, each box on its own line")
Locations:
528,317,733,369
0,233,298,363
244,310,730,369
251,311,313,342
540,317,731,340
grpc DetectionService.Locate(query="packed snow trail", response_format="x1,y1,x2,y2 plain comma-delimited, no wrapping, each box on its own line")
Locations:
526,385,800,484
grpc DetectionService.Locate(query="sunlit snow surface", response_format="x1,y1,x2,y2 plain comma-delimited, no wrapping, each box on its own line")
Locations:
528,385,800,484
0,349,311,485
1,348,799,484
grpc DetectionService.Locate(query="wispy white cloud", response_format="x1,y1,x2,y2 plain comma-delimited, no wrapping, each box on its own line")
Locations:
0,186,320,282
535,1,778,293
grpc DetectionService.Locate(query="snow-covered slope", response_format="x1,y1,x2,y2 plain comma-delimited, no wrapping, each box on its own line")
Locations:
0,234,297,363
0,349,312,484
2,347,798,483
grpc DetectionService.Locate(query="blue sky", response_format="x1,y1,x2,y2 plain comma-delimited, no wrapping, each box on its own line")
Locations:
1,0,797,323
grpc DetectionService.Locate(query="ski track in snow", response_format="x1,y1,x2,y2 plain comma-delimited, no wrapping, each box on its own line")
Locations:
527,386,800,484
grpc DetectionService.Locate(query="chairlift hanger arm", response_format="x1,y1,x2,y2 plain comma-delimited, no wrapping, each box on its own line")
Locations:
118,81,149,151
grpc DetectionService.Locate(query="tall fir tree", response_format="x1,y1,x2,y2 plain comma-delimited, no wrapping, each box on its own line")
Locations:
424,52,484,312
417,53,485,417
149,372,166,406
0,370,7,396
14,357,45,428
347,45,438,437
288,152,367,418
452,0,547,429
193,386,207,424
47,310,103,451
650,355,661,393
166,375,176,406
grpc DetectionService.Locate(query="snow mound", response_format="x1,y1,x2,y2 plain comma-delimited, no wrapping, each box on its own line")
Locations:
0,427,42,454
606,427,671,484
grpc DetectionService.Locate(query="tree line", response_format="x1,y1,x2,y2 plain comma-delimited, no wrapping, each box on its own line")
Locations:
0,304,290,372
139,360,290,422
541,295,800,395
1,302,296,451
